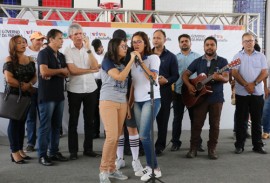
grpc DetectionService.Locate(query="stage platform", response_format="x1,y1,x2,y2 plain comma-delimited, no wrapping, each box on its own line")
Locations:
0,129,269,183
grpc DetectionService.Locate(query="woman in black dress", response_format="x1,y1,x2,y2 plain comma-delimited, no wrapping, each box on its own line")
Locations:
3,35,37,164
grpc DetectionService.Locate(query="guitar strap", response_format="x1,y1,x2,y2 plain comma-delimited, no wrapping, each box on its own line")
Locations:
207,59,219,84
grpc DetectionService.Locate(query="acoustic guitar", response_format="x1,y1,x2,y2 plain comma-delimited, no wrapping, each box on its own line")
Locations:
182,58,241,108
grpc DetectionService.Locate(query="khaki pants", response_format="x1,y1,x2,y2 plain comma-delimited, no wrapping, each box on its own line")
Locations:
99,100,127,172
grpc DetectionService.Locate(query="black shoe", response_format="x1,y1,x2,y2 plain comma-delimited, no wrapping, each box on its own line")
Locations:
186,150,197,158
39,156,53,166
253,147,267,154
21,155,32,160
69,153,78,160
234,147,244,154
11,154,26,164
49,152,68,161
83,151,101,157
170,144,180,151
197,144,205,152
155,149,163,156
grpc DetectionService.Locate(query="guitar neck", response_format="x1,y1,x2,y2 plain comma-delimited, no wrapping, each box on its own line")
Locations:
201,65,229,85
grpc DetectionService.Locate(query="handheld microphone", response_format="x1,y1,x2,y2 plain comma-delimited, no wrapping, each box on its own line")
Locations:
135,55,140,64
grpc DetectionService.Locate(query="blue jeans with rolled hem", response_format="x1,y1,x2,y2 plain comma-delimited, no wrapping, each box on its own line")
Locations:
262,96,270,133
37,100,64,158
134,99,161,169
26,90,39,147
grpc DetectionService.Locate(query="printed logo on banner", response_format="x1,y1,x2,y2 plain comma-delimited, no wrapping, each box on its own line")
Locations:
24,30,69,39
90,32,110,40
190,34,228,42
211,34,228,42
0,29,21,37
190,34,206,42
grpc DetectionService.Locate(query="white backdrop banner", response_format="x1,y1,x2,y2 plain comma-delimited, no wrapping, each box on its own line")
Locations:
0,21,244,135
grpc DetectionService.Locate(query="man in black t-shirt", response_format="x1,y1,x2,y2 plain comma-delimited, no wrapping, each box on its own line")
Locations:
37,29,69,166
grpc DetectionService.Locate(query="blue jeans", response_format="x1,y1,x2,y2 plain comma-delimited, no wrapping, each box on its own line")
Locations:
262,96,270,133
26,90,39,147
134,99,161,168
37,100,64,158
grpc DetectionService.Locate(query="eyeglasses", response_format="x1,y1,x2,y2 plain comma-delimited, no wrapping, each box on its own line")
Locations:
132,40,144,45
243,40,254,44
120,45,128,50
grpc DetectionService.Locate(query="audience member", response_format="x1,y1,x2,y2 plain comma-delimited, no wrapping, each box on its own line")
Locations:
3,35,37,164
37,29,69,166
64,23,100,160
152,29,179,156
91,38,105,139
232,32,268,154
170,34,203,152
24,31,46,152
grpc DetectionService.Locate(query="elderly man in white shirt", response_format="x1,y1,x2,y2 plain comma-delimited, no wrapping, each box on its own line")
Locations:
64,23,100,160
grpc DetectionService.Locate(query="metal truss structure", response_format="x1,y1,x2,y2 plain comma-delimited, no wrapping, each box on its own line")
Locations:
0,4,260,37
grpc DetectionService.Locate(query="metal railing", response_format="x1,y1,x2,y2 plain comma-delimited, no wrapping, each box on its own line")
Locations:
0,4,260,36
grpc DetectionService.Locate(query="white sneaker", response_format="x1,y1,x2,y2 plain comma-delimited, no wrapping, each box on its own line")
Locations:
99,172,111,183
109,170,128,180
135,166,151,177
132,159,143,172
115,158,125,170
140,168,162,181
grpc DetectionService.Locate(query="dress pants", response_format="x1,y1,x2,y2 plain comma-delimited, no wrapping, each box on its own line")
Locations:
234,95,264,149
190,101,223,150
155,87,172,151
67,90,97,154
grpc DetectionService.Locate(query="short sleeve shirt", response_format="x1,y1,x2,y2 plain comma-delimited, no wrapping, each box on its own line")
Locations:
3,61,35,96
233,50,268,96
175,51,200,94
187,55,228,103
131,54,161,102
37,46,67,103
64,42,97,93
99,58,128,103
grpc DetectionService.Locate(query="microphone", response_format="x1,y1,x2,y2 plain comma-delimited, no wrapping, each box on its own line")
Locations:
135,55,141,64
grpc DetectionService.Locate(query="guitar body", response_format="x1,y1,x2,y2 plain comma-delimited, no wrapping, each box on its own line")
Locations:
181,58,241,108
182,74,212,108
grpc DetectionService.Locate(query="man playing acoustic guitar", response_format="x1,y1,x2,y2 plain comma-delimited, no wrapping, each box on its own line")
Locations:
182,36,229,160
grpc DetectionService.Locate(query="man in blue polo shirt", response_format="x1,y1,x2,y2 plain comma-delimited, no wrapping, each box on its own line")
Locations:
152,29,179,156
182,36,229,160
232,32,268,154
170,34,204,152
37,29,69,166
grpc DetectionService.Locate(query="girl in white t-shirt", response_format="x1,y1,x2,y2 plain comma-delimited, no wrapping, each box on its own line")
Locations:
130,31,162,182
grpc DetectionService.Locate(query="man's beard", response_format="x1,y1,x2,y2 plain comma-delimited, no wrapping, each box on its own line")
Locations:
181,47,190,51
205,50,215,57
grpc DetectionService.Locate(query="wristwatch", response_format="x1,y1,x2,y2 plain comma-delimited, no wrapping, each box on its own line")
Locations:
254,81,259,86
87,50,92,54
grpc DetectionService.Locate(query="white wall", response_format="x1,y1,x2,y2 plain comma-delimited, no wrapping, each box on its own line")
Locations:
74,0,98,9
156,0,234,13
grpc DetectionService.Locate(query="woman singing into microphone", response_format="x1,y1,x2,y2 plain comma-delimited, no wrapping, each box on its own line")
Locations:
98,38,140,183
130,31,162,181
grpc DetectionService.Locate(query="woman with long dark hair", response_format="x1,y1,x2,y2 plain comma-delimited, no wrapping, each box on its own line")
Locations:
98,38,139,183
3,35,37,164
130,31,162,181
